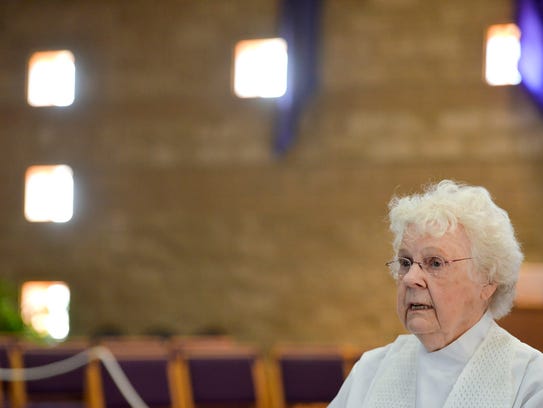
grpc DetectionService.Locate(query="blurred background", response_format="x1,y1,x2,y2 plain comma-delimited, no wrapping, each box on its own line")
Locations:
1,0,542,351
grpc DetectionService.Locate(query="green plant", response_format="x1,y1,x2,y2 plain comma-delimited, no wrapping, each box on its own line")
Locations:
0,278,25,333
0,279,44,341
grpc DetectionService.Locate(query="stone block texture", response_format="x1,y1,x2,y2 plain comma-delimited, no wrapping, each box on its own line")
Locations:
1,0,542,350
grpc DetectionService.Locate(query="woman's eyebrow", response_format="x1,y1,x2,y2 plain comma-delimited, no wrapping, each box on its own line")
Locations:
420,247,447,256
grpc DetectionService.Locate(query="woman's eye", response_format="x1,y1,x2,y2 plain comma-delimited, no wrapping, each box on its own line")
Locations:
427,257,444,269
398,258,412,268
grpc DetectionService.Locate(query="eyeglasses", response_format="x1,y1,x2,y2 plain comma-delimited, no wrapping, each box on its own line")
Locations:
386,256,473,279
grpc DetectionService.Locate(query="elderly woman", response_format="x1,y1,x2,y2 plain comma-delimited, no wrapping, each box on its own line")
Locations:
329,180,543,408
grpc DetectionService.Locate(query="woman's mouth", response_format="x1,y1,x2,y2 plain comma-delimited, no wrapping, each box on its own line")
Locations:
409,303,433,311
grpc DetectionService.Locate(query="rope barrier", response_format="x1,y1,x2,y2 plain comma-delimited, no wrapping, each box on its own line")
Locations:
0,345,150,408
0,348,88,381
92,346,149,408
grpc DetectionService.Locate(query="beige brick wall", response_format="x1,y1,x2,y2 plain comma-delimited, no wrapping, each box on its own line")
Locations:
1,0,542,350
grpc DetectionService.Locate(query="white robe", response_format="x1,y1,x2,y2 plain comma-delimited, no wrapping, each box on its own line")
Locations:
329,313,543,407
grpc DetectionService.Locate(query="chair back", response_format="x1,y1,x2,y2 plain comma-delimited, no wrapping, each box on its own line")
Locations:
270,344,351,408
99,357,173,408
13,339,91,408
0,337,15,408
95,336,176,408
174,344,268,408
0,337,12,369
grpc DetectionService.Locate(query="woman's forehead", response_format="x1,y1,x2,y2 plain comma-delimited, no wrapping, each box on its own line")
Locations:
400,224,471,253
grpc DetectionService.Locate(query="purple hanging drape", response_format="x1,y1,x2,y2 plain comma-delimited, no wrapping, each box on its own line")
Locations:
274,0,323,155
517,0,543,111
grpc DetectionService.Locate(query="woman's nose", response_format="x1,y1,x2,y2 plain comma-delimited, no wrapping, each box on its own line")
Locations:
402,262,427,287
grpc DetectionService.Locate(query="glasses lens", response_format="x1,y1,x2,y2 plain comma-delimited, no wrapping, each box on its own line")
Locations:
397,257,412,276
422,256,446,273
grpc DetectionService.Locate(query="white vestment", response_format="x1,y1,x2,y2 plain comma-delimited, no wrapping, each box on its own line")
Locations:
329,313,543,407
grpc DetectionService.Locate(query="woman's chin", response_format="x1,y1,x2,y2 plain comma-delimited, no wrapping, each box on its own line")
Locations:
405,314,437,335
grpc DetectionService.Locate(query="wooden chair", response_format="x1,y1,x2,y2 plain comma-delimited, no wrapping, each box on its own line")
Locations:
9,338,92,408
0,336,15,408
88,336,179,408
500,308,543,352
172,343,269,408
268,344,356,408
169,335,235,353
500,265,543,352
0,335,18,408
97,336,171,360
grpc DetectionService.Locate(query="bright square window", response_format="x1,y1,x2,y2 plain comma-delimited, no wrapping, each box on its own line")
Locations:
27,50,75,107
485,24,522,86
233,38,288,98
21,281,70,340
24,165,74,223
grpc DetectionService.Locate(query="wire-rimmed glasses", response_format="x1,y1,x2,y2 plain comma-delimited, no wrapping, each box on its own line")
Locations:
386,256,473,279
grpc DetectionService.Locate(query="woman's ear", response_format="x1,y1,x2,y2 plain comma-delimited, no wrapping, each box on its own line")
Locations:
481,282,497,302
